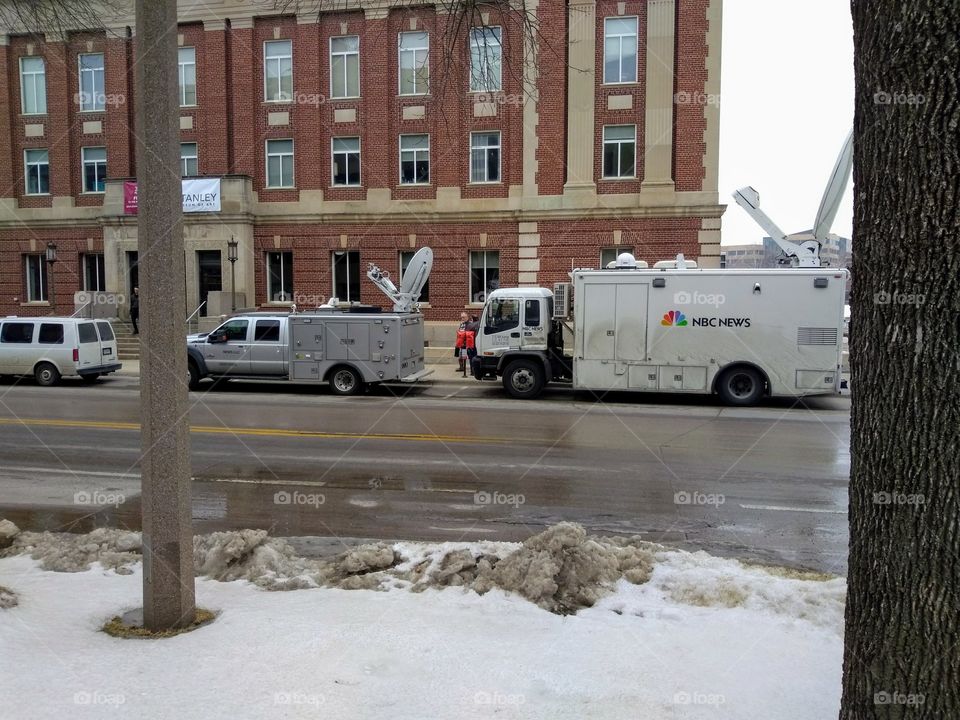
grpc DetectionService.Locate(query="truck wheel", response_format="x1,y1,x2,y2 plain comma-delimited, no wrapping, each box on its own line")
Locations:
188,361,201,391
503,360,545,399
34,362,61,387
717,366,764,406
329,366,363,396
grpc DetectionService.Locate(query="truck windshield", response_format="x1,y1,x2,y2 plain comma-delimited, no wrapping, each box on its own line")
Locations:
484,298,520,334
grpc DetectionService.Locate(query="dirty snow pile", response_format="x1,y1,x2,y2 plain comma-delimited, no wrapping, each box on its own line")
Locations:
0,520,846,719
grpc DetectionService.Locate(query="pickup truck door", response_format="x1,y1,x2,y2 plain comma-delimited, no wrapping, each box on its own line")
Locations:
248,319,287,375
203,319,251,374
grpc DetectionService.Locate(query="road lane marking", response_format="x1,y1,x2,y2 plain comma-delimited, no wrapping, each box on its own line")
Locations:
0,417,519,445
739,503,846,515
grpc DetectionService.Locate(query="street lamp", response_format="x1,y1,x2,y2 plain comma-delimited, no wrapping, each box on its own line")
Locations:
227,237,238,313
45,241,57,310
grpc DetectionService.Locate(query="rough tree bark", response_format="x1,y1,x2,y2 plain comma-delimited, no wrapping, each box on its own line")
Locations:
134,0,196,630
842,1,959,717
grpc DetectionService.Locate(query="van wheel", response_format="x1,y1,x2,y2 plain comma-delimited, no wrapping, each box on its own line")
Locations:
188,362,201,391
329,366,363,396
81,373,100,384
503,360,545,399
717,366,764,406
35,362,61,387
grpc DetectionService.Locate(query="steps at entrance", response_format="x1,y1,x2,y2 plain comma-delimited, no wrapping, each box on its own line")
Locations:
110,320,140,360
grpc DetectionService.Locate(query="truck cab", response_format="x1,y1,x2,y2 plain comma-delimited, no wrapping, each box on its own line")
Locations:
472,287,569,397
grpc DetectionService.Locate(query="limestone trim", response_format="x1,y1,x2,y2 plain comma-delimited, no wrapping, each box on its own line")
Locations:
641,0,676,190
702,0,723,195
564,0,596,192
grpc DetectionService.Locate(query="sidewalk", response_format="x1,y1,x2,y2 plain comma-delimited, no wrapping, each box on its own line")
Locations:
115,360,474,386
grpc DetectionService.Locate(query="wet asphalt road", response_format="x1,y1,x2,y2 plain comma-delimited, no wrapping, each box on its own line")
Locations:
0,374,851,573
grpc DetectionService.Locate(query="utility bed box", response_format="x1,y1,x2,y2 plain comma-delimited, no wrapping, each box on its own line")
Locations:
289,312,428,384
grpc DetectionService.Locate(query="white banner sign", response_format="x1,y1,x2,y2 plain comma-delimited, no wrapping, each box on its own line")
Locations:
181,178,221,213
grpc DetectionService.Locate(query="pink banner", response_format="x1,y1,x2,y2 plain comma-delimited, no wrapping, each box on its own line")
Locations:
123,181,138,215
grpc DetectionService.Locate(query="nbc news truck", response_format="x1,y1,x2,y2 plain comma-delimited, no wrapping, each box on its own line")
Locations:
470,253,848,406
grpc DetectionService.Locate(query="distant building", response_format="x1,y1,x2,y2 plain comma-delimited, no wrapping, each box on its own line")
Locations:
720,234,850,269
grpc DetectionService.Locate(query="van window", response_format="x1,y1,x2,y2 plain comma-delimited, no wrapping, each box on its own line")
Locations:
78,323,99,343
38,323,65,344
96,321,115,341
524,299,541,327
0,322,34,344
254,320,281,342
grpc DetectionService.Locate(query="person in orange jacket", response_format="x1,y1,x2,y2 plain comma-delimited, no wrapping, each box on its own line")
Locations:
455,312,477,374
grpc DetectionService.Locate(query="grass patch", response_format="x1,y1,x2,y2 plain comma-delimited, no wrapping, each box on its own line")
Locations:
102,608,216,639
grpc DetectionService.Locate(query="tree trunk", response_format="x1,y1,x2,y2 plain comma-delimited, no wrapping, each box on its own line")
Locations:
134,0,196,630
842,1,959,717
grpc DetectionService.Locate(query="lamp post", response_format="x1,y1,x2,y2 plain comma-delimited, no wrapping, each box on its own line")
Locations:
227,237,238,313
45,241,57,310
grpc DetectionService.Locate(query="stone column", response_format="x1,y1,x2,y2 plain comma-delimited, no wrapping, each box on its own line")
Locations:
641,0,676,191
563,0,596,193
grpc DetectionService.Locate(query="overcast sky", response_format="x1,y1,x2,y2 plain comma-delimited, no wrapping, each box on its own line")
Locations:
718,0,855,246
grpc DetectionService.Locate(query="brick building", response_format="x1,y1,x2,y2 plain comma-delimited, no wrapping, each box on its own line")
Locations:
0,0,723,330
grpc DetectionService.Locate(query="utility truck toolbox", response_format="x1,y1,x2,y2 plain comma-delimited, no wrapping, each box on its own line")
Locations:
472,253,848,406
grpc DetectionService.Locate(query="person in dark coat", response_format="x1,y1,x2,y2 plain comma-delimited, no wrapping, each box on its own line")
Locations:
129,287,140,335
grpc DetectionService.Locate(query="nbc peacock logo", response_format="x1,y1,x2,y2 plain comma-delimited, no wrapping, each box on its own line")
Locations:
661,310,688,327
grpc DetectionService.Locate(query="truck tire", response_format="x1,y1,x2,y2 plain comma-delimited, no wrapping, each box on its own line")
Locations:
34,362,61,387
717,366,764,406
329,366,363,396
503,359,545,399
188,361,201,391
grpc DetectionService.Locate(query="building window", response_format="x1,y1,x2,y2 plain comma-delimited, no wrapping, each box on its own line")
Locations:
470,131,501,183
470,250,499,303
399,134,430,184
20,56,47,114
600,247,634,268
78,53,104,111
400,250,429,302
24,149,49,195
266,251,293,302
330,36,360,98
469,27,502,92
331,137,361,186
266,139,294,188
603,17,638,84
178,47,197,106
24,255,47,302
83,253,106,291
264,40,293,102
332,250,360,303
602,125,636,179
399,31,429,95
82,146,107,193
180,142,198,177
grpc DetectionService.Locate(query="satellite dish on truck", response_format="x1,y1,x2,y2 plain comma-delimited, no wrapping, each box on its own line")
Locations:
366,246,433,313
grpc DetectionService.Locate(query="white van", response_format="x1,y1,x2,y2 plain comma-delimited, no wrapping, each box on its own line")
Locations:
0,317,121,386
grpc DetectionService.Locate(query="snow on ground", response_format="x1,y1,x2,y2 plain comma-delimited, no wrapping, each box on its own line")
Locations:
0,527,844,720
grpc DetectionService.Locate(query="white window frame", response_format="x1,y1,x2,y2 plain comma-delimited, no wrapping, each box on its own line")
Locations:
180,142,198,177
178,46,197,106
263,40,293,103
329,35,360,99
24,254,47,302
399,134,430,185
265,138,295,188
19,56,47,115
469,250,499,303
603,16,639,85
81,146,107,193
77,52,105,112
331,137,361,187
469,26,502,93
24,148,50,195
266,251,294,302
398,31,429,96
602,125,637,179
331,250,361,303
469,131,501,184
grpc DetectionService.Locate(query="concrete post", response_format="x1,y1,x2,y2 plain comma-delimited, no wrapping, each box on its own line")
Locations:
135,0,196,630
